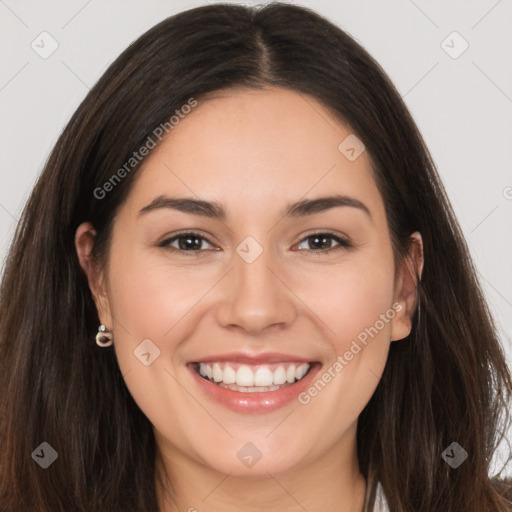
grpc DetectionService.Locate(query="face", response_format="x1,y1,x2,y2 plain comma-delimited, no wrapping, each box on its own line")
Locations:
77,86,421,479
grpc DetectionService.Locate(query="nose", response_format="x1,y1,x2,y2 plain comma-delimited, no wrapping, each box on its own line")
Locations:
215,242,297,336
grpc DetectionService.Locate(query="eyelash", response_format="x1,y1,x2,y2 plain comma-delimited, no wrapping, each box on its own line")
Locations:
159,230,352,256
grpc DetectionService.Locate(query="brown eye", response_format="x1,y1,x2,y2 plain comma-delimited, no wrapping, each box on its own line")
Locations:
296,232,352,253
160,232,216,253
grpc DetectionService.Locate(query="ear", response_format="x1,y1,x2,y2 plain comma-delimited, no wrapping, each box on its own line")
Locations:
75,222,113,327
390,231,424,342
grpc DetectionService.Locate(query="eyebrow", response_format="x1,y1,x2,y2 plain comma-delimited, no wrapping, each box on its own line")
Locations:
138,194,372,221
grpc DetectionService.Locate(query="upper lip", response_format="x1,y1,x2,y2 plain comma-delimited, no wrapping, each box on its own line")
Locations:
190,352,314,365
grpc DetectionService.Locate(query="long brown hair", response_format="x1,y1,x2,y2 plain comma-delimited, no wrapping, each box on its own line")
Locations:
0,3,511,511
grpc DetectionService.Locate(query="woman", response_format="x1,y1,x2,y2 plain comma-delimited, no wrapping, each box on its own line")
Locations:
0,3,511,511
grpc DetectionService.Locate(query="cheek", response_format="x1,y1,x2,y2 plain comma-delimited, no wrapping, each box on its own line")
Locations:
104,248,228,416
105,251,213,447
333,268,395,352
292,244,396,416
296,245,396,352
107,247,217,341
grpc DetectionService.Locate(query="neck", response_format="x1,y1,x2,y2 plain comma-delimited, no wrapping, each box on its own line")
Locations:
155,429,367,512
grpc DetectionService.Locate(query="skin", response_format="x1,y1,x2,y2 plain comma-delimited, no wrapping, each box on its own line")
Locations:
76,86,423,512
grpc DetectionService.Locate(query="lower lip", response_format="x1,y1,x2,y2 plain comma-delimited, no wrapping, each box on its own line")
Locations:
188,363,322,414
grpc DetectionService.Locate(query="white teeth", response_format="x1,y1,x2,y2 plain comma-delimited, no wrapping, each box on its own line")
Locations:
286,365,296,383
218,383,282,392
236,365,254,387
296,364,306,380
223,366,236,384
197,362,311,390
273,366,287,385
254,367,274,387
212,363,223,383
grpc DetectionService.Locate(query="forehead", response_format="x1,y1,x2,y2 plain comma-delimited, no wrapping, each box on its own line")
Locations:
123,87,385,223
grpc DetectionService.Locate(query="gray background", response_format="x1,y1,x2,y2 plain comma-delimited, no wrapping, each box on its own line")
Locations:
0,0,511,473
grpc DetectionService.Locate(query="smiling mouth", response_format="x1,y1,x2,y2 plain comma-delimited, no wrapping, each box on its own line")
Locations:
191,361,312,393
